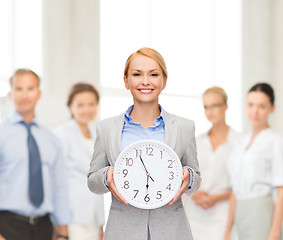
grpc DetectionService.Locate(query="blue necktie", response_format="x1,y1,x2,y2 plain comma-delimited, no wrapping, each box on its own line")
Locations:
22,122,44,207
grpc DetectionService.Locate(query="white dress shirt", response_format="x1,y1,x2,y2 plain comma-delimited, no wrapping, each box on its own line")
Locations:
54,120,105,226
228,128,283,200
184,128,239,240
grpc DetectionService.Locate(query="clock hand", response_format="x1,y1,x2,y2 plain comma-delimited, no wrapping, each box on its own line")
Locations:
146,174,149,193
139,156,155,182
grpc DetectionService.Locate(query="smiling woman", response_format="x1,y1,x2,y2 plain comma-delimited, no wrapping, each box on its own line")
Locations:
87,47,201,240
123,50,167,128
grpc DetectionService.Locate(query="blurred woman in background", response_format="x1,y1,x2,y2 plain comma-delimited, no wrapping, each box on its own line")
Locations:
54,83,105,240
225,83,283,240
183,87,239,240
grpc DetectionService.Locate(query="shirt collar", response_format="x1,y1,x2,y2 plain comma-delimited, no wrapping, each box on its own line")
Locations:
124,105,164,126
8,110,39,126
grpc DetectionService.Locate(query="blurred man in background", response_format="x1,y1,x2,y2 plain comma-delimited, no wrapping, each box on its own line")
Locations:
0,69,71,240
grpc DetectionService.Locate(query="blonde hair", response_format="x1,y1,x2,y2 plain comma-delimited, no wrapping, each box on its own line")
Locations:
124,47,168,79
203,86,228,104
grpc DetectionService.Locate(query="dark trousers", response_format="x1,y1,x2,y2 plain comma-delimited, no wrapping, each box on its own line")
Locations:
0,211,53,240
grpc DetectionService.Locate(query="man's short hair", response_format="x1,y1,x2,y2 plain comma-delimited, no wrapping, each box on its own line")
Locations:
9,68,41,87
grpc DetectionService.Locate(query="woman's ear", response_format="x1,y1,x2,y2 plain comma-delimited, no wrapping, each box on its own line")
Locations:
271,104,276,113
224,103,228,111
124,76,130,90
162,77,167,90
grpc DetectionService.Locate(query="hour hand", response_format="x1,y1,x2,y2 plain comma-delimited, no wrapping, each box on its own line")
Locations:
146,175,149,193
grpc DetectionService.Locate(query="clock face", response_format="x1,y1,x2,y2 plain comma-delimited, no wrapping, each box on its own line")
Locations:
114,140,182,209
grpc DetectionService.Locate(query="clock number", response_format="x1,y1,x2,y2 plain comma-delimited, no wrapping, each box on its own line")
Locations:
166,183,172,191
169,171,174,180
160,150,163,159
125,158,133,166
144,194,150,202
133,190,139,198
124,181,129,189
168,160,173,168
122,169,128,177
156,191,162,200
146,147,153,156
135,149,142,158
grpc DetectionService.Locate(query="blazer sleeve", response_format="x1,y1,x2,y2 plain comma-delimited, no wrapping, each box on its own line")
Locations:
87,121,111,194
181,120,201,196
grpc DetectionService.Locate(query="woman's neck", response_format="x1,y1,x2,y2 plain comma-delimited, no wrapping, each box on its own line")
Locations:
252,122,270,136
76,121,91,139
130,102,160,129
247,122,269,149
208,121,229,151
209,121,229,137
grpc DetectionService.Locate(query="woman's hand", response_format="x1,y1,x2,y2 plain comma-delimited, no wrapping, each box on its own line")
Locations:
99,227,104,240
268,187,283,240
106,168,128,205
192,190,208,205
0,234,6,240
168,168,190,206
224,231,231,240
200,194,217,209
267,234,281,240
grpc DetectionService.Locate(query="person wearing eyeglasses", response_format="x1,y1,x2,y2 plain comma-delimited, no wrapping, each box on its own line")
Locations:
183,87,239,240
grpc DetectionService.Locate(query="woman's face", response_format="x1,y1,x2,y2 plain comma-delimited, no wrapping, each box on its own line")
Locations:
203,92,227,125
246,91,274,128
124,55,166,105
69,91,98,126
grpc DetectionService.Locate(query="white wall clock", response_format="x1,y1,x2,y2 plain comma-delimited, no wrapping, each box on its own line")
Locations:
114,140,182,209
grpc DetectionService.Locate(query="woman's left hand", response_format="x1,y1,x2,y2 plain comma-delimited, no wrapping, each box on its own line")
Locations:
200,194,217,209
168,168,190,206
267,234,281,240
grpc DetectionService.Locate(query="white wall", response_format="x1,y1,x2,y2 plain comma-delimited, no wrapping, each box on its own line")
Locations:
41,0,283,133
242,0,283,134
2,0,283,133
272,0,283,134
38,0,101,129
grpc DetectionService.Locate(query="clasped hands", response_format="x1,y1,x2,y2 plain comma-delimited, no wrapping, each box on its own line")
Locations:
192,190,216,209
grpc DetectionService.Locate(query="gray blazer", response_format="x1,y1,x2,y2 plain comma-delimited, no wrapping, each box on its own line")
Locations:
88,111,201,240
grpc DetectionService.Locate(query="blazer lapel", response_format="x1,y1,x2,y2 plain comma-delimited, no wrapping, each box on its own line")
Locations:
164,111,179,151
109,112,179,161
110,114,124,162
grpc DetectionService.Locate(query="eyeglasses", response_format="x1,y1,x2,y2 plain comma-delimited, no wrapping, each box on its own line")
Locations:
203,103,226,110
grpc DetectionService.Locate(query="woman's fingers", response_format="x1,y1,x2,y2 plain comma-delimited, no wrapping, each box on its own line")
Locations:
109,180,128,205
168,168,190,206
107,168,128,205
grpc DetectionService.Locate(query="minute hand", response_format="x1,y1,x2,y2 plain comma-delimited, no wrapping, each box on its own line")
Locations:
139,156,154,182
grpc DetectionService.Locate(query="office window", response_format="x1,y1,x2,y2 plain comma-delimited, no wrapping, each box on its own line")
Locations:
100,0,242,133
0,0,42,120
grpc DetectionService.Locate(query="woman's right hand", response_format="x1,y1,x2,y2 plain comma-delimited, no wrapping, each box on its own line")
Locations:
106,168,128,205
